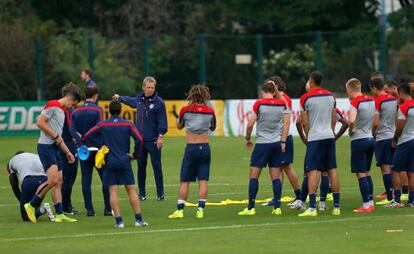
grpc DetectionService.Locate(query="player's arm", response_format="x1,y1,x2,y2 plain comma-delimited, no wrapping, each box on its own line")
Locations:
70,113,82,147
296,115,307,144
300,111,309,141
210,112,217,131
281,113,290,152
129,124,143,159
113,94,138,108
7,163,21,201
335,117,349,140
37,114,59,141
331,109,336,132
156,100,168,149
348,110,357,137
392,109,406,147
177,107,186,130
245,114,257,150
82,124,102,146
372,114,379,138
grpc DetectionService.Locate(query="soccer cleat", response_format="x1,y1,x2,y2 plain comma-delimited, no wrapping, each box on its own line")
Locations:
384,201,403,208
138,195,147,201
281,196,295,203
55,214,77,223
135,220,149,227
157,195,165,201
331,208,341,216
404,202,414,207
401,194,409,201
375,192,387,199
87,210,96,217
287,199,301,207
290,200,305,210
42,203,55,222
353,206,368,213
195,209,204,219
24,203,37,223
318,202,328,211
104,209,113,216
298,208,317,217
271,208,282,216
115,223,125,229
168,210,184,219
262,200,276,207
376,198,393,205
238,208,256,216
326,193,333,201
366,205,375,212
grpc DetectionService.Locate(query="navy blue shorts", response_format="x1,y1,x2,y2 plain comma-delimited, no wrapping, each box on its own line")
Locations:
20,175,47,221
103,168,135,186
180,144,211,182
250,142,282,168
392,140,414,172
351,138,375,173
37,143,62,172
375,139,395,166
305,138,337,172
281,135,294,166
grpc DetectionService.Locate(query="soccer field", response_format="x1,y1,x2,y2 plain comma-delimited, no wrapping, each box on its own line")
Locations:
0,136,413,254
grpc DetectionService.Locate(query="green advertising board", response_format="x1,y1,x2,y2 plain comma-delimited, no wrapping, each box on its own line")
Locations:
0,101,45,136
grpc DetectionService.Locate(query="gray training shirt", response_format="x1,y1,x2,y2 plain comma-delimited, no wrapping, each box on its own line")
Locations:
7,153,46,181
38,100,66,145
374,93,398,141
350,94,375,141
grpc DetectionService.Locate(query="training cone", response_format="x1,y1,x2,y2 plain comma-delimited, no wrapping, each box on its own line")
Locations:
77,145,90,161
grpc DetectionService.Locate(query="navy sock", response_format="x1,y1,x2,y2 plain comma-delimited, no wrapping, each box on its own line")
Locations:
272,179,282,208
248,178,259,210
294,189,301,200
35,209,42,218
394,189,401,203
333,192,340,208
54,203,63,215
115,216,123,224
177,199,185,210
382,173,392,200
309,193,316,209
320,176,329,202
135,213,142,222
30,194,43,208
327,185,332,194
409,191,414,203
198,199,206,210
366,175,374,201
300,177,308,202
358,177,369,203
402,185,409,194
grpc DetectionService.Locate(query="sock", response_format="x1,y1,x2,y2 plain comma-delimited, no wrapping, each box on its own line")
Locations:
272,179,282,208
358,177,369,203
402,185,409,194
198,199,206,210
35,209,42,218
135,213,142,222
248,178,259,210
409,191,414,203
394,189,401,203
333,192,340,208
320,176,329,202
363,202,371,209
327,185,332,194
300,176,308,202
29,194,43,208
54,203,63,215
382,173,392,200
177,199,185,210
294,189,301,200
309,193,316,209
366,175,374,201
115,216,123,225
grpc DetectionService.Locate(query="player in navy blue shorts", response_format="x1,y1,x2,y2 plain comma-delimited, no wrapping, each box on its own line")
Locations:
168,85,216,219
83,101,148,228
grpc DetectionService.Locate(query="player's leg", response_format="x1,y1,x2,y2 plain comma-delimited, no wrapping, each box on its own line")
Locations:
319,171,329,211
148,143,164,200
282,165,301,200
125,184,148,226
326,138,340,215
269,167,282,215
195,144,211,218
109,185,124,228
80,159,95,215
407,172,414,206
401,172,409,201
137,144,149,200
96,168,112,215
387,144,407,208
61,151,78,214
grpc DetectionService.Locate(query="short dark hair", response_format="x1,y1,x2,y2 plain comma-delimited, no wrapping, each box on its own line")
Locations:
369,78,385,90
310,71,323,86
109,101,122,115
15,151,25,155
399,75,414,83
398,83,411,96
85,87,98,99
82,69,93,78
370,71,384,82
62,82,82,102
262,81,276,94
385,79,398,88
268,76,287,92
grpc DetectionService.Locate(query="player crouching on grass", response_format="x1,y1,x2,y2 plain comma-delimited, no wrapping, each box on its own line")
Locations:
238,81,290,216
346,78,376,213
168,85,216,219
83,101,148,228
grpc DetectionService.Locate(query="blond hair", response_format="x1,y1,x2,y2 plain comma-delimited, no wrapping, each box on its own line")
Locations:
346,78,361,92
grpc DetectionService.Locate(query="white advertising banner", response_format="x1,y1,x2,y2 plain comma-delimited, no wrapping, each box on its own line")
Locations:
224,98,351,137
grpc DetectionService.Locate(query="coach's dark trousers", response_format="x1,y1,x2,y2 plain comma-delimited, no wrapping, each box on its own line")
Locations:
138,141,164,197
60,148,78,212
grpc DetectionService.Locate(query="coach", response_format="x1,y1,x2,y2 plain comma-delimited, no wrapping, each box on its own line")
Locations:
112,77,167,201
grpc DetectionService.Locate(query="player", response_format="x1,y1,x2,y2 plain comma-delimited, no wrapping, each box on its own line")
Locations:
24,83,80,223
298,71,340,217
80,69,97,89
7,151,55,222
238,81,290,216
168,85,216,219
370,78,398,205
71,87,112,216
113,77,167,201
83,101,148,228
346,78,376,213
390,83,414,207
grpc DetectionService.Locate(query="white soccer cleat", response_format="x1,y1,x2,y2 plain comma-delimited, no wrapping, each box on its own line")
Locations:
135,220,149,227
115,223,125,229
318,202,328,211
42,203,55,222
288,199,302,208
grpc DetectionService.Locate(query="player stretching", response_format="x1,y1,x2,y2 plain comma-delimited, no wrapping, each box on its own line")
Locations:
299,71,340,217
238,81,290,216
346,78,376,213
168,85,216,219
24,83,80,223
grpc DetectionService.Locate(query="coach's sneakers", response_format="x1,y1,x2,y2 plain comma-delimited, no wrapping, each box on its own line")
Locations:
139,195,147,201
41,203,55,222
376,198,393,205
318,202,328,211
168,210,184,219
401,194,409,201
331,207,341,216
384,201,403,208
196,209,204,219
115,222,125,229
55,214,77,223
298,208,317,217
104,209,113,216
135,220,149,227
24,203,37,223
271,208,282,216
238,208,256,216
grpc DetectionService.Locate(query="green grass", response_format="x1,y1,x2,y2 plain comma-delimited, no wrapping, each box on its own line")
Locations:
0,136,413,254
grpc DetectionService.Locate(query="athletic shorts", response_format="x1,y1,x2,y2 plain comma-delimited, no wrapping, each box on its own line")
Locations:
305,138,337,172
37,143,62,171
180,144,211,182
351,138,374,173
392,140,414,172
375,139,395,166
281,135,294,166
103,168,135,186
250,142,282,168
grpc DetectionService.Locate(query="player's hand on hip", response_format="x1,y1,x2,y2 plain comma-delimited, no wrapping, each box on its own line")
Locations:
246,141,253,151
156,136,164,150
66,152,75,164
281,143,286,153
112,94,120,101
391,140,397,148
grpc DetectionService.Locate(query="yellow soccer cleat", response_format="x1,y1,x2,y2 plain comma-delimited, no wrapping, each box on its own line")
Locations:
24,203,37,223
401,194,409,201
331,207,341,216
168,210,184,219
281,196,295,203
271,208,282,216
238,208,256,216
326,193,333,201
298,208,318,217
55,214,77,223
195,209,204,219
376,198,393,205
